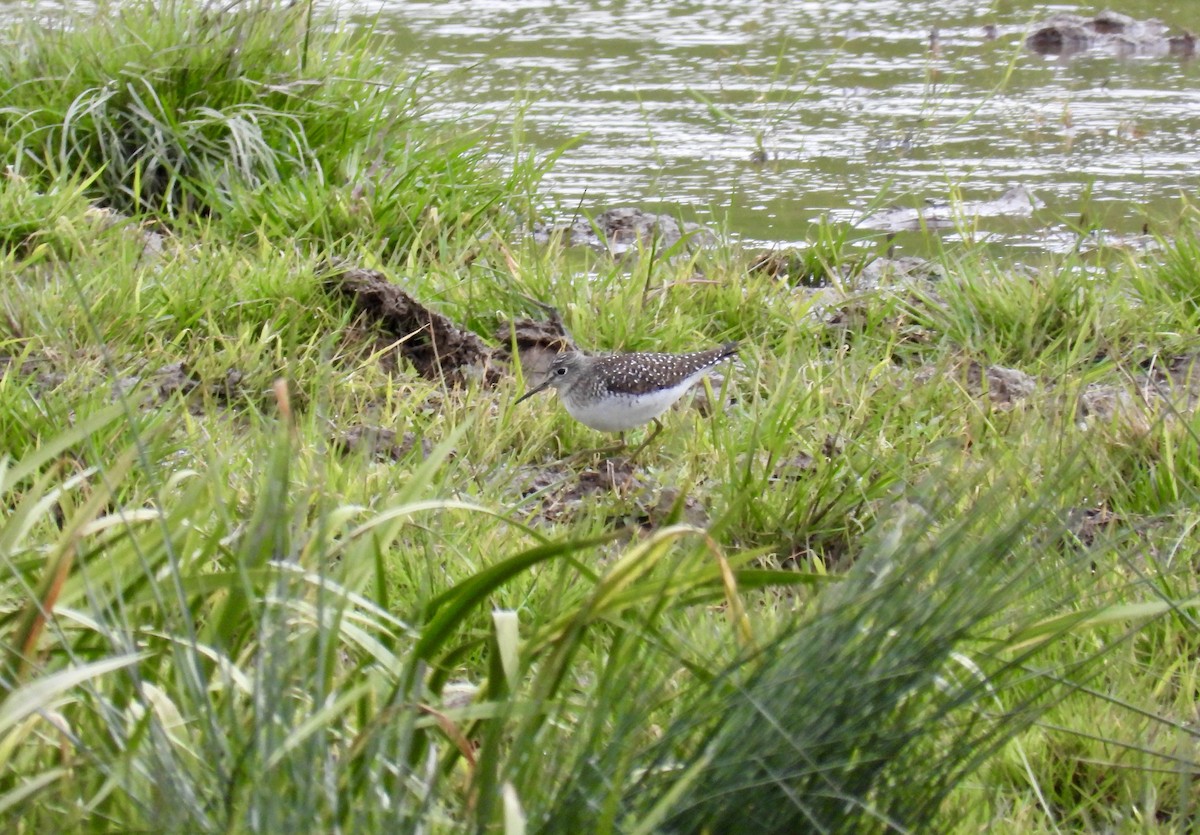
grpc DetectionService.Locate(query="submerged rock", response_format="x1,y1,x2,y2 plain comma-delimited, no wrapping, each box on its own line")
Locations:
857,186,1044,232
1026,11,1196,58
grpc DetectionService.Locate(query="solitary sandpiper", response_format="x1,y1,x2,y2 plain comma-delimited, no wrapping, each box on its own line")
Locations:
515,342,738,457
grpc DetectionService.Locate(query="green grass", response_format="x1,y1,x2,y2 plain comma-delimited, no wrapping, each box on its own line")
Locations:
0,0,538,259
2,1,1200,832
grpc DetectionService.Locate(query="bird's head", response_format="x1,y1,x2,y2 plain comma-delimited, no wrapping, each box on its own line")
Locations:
514,352,587,403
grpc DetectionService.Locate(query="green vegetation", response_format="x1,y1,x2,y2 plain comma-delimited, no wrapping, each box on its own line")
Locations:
2,2,1198,832
0,0,527,257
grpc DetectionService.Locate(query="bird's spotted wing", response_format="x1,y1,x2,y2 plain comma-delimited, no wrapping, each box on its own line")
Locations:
593,343,737,396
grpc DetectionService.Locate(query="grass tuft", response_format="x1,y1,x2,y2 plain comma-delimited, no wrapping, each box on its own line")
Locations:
0,0,533,256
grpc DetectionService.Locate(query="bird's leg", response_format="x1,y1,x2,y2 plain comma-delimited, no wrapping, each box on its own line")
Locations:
567,432,627,464
626,418,664,462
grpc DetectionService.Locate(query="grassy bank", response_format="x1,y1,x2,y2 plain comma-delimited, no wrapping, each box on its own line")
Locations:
1,2,1198,832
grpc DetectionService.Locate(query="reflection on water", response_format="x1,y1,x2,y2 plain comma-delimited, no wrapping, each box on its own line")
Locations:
340,0,1200,253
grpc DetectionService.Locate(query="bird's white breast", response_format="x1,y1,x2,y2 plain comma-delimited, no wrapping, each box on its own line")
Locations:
560,375,703,432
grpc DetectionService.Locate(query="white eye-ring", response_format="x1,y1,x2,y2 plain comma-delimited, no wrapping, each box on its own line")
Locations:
554,366,568,376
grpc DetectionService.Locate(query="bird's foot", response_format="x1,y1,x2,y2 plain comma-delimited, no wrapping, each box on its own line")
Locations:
565,439,627,465
625,419,664,463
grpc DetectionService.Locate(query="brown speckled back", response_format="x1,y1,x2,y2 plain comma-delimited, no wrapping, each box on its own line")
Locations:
567,342,738,399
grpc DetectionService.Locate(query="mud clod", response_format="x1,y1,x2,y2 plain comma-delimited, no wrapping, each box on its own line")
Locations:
328,266,502,387
913,360,1038,408
495,313,576,390
966,362,1038,406
153,362,203,399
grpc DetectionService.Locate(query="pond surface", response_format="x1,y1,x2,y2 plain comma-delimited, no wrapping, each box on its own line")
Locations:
342,0,1200,255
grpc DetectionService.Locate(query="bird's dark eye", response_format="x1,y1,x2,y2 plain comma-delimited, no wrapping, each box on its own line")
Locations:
554,366,568,376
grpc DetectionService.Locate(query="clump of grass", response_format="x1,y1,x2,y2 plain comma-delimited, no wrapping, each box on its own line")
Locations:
903,255,1106,367
634,488,1068,833
1126,212,1200,333
0,172,101,260
0,0,529,256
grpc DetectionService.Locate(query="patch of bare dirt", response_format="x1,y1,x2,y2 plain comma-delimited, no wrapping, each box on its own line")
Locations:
0,352,248,411
1077,353,1200,435
148,361,246,405
913,359,1038,408
333,425,435,462
511,457,709,530
0,353,69,392
907,351,1200,434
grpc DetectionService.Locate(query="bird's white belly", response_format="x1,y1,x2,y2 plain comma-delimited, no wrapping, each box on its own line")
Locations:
561,378,696,432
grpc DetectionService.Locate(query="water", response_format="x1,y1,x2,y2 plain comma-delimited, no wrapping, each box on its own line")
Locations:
340,0,1200,254
6,0,1197,253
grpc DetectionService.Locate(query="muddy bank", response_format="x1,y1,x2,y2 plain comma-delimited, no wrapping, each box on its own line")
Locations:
531,207,717,256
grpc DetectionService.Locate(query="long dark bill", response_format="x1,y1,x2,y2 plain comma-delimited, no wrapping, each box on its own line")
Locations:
514,379,554,405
